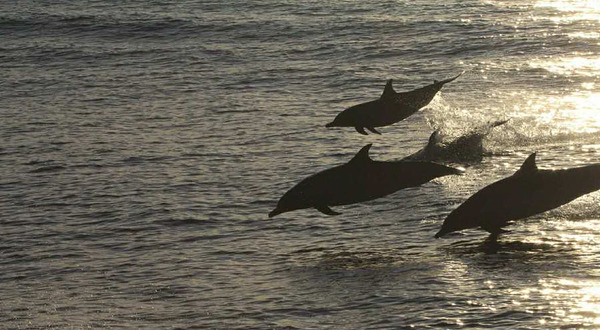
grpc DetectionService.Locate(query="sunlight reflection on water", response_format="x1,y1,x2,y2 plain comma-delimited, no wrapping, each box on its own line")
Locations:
569,31,600,39
535,0,600,12
517,219,600,327
526,54,600,133
535,0,600,23
551,92,600,133
538,278,600,326
529,57,600,77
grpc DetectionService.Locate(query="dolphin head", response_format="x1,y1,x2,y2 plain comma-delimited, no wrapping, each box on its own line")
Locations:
435,197,485,238
326,98,380,128
325,121,337,128
269,185,314,218
326,109,355,128
268,205,289,218
434,223,453,238
435,213,465,238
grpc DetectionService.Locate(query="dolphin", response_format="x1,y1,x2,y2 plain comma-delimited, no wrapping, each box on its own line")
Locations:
402,119,509,163
435,153,600,239
269,144,463,218
325,73,463,135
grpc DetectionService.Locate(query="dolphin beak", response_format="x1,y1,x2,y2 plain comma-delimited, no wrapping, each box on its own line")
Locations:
269,207,284,218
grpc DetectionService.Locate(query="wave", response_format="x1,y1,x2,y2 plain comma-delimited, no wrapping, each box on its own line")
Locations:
28,165,66,173
0,13,197,37
122,155,172,164
154,218,218,227
403,120,509,164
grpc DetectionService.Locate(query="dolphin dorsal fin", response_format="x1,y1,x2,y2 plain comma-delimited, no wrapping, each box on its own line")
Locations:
381,79,395,98
426,130,442,149
350,144,372,164
514,153,537,176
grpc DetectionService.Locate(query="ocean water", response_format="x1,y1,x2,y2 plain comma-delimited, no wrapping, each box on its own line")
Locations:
1,0,600,329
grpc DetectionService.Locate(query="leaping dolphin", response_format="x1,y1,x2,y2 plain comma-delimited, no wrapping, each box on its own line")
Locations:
269,144,463,217
435,153,600,240
403,119,509,163
325,73,463,135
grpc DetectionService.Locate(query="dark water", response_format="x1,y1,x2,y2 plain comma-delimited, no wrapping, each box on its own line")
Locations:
2,0,600,329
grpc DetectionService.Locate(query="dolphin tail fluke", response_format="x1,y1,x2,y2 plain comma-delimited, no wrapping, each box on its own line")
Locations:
315,205,342,216
435,71,464,86
489,118,510,128
475,118,509,136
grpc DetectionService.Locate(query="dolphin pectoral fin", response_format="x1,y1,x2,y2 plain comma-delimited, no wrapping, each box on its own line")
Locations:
315,205,342,216
366,127,381,135
355,127,368,135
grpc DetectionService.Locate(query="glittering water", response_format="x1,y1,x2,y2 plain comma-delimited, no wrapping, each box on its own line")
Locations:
1,0,599,329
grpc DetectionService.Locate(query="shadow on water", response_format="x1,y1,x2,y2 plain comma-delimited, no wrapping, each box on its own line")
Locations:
442,235,571,256
313,250,397,270
284,246,447,305
291,247,404,271
470,238,557,255
287,246,447,289
438,233,581,277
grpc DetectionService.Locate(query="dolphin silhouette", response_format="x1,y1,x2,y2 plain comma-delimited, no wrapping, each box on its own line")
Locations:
326,73,462,135
403,119,509,163
435,153,600,239
269,144,463,218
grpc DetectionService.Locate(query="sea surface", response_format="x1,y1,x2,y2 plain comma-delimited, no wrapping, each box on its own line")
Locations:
1,0,600,329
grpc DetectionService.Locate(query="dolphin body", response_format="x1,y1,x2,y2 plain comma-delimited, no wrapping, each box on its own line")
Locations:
402,119,509,163
325,73,462,135
269,144,463,218
435,153,600,239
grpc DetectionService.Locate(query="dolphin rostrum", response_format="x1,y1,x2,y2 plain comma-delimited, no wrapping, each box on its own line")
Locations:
402,119,509,163
269,144,463,218
435,153,600,239
325,73,462,135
